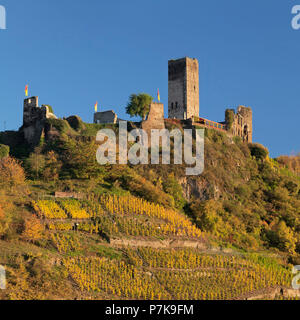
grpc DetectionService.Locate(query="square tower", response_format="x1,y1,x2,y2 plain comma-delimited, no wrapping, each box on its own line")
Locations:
23,96,40,126
168,57,199,119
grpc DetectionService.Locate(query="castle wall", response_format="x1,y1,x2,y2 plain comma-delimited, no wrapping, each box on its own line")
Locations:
168,57,199,120
186,58,200,119
94,110,118,124
22,97,47,146
168,59,186,119
142,102,165,134
231,106,253,143
21,97,57,146
23,97,40,126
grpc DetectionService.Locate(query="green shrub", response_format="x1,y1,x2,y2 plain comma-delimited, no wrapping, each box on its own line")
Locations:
225,109,235,130
249,143,269,160
163,173,186,209
233,136,242,144
66,116,86,132
264,220,296,254
0,144,9,158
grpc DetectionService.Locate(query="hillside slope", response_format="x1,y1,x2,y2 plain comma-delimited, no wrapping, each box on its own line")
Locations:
0,121,299,300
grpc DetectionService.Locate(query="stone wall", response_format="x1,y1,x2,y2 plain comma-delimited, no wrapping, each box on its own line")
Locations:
168,57,200,120
54,192,84,199
231,106,253,143
186,57,200,119
141,102,165,135
21,96,58,146
22,97,47,146
168,58,186,119
94,110,118,124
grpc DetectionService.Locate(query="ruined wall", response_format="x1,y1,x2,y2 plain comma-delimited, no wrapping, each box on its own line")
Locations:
94,110,118,124
231,106,253,143
21,96,58,146
168,57,199,120
55,192,84,199
141,102,165,135
22,97,47,146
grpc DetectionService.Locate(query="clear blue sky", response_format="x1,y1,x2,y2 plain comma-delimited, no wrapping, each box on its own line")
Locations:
0,0,299,157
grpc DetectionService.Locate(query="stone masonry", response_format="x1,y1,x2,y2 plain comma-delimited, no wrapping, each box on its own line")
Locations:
168,57,200,120
94,110,118,124
141,102,165,135
231,106,253,143
21,96,57,146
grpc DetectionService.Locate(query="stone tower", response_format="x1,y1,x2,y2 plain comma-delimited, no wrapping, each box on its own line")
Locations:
141,102,165,134
230,106,253,143
23,97,41,126
21,96,57,146
168,57,200,120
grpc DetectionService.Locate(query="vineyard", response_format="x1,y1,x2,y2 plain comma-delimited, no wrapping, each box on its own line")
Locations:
57,241,292,300
30,194,297,300
32,195,204,240
33,200,68,219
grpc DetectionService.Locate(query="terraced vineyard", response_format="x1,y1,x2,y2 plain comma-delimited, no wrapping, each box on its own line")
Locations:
33,195,204,240
50,233,292,300
31,195,295,300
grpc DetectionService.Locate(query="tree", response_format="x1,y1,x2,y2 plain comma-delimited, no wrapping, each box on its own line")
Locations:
249,143,269,161
26,150,45,179
61,139,104,179
0,204,9,237
266,220,296,254
42,151,62,181
163,173,185,209
189,200,223,233
0,156,26,190
225,109,235,131
22,218,44,242
126,93,154,120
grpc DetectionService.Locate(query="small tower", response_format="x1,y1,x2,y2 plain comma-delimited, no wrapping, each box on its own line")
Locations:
23,96,41,126
228,106,253,143
168,57,200,120
236,106,253,143
21,96,57,146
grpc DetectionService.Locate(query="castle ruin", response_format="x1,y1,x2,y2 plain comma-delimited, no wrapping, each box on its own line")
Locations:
20,96,57,146
167,57,253,143
20,57,253,147
94,110,118,124
231,106,253,143
168,57,200,120
141,102,165,135
92,56,253,143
